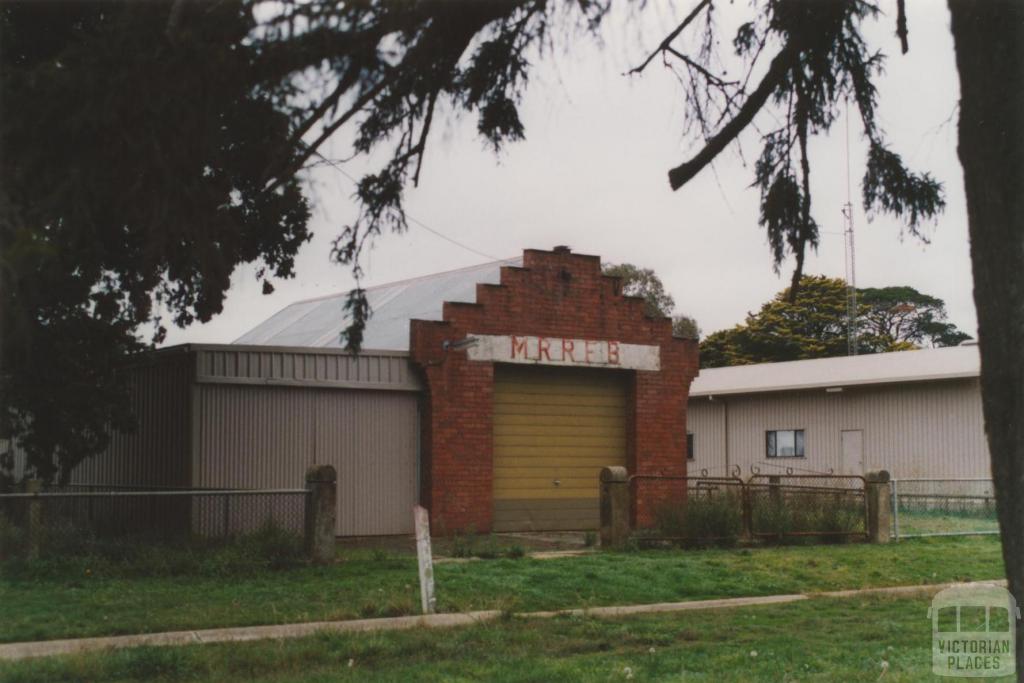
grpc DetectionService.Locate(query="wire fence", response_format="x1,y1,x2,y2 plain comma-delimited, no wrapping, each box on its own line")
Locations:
891,478,999,539
0,488,309,560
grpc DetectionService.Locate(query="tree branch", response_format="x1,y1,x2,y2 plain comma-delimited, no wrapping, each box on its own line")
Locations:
664,46,739,89
263,78,389,195
412,90,438,187
790,88,813,300
896,0,909,54
668,41,799,190
627,0,712,75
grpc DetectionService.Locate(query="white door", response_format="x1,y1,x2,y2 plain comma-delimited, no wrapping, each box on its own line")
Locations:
840,430,864,475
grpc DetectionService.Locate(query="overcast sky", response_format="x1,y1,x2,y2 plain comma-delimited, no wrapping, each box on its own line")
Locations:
163,1,974,347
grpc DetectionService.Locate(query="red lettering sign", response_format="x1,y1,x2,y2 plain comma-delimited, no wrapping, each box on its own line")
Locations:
561,338,576,362
607,341,620,365
511,336,528,359
584,340,596,363
537,338,552,361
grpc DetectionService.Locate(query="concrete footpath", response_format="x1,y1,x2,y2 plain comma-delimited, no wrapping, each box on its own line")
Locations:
0,580,1006,662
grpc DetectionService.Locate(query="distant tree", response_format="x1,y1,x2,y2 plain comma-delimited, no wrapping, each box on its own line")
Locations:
602,263,700,339
701,276,855,367
699,276,968,368
859,286,971,348
672,315,701,341
602,263,675,319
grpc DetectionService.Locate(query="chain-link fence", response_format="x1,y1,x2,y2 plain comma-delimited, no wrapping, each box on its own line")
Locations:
891,478,999,539
0,488,308,560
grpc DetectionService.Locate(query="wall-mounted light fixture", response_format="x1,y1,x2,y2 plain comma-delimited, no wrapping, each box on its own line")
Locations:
442,336,479,352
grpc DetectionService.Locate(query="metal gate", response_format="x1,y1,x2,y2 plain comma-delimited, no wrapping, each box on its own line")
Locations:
630,473,868,544
891,478,999,539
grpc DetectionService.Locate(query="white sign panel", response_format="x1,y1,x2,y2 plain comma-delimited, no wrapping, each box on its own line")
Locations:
466,334,660,371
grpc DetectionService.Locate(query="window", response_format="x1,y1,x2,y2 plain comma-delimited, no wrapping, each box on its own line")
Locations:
686,432,694,460
766,429,805,458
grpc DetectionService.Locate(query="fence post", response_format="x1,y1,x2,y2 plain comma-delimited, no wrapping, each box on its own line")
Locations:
892,478,900,541
305,465,337,563
599,466,630,548
865,470,891,544
741,482,754,540
25,479,42,560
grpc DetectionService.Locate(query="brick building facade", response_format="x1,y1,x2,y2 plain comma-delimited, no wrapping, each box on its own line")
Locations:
410,247,699,532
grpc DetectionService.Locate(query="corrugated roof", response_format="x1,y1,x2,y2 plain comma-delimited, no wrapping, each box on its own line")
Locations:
234,257,522,350
690,344,980,397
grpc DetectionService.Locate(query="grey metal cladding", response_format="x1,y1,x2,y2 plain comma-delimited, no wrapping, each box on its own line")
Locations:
233,257,522,350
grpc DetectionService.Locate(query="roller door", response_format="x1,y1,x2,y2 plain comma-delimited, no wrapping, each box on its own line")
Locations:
493,365,627,531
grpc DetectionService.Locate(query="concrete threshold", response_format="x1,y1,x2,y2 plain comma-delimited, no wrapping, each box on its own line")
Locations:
0,579,1006,663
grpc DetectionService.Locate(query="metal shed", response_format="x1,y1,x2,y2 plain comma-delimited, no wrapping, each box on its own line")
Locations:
71,344,423,537
686,345,989,479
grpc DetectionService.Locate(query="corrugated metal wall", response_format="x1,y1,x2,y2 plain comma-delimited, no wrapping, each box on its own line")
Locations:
687,378,990,479
195,345,421,392
192,384,419,536
4,352,194,486
74,354,194,487
8,345,422,536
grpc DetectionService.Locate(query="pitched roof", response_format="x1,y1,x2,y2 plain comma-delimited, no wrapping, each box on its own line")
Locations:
689,344,980,397
233,257,522,350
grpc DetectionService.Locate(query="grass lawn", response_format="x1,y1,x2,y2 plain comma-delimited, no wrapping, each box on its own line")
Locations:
895,509,1000,536
2,593,1014,682
0,536,1004,644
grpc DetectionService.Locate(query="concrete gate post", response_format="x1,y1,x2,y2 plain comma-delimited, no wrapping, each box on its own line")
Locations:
599,466,630,548
865,470,892,544
305,465,337,562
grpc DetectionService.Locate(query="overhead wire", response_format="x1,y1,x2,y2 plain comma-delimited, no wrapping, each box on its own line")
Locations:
312,153,505,263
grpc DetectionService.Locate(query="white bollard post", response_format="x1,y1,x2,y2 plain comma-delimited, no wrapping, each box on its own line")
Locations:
414,505,436,614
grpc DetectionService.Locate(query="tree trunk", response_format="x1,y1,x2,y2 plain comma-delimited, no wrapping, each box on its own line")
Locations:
948,1,1024,678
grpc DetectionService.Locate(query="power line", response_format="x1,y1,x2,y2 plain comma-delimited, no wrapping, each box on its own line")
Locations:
312,153,505,263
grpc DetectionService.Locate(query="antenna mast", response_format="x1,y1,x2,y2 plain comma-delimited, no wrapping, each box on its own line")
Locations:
843,98,858,356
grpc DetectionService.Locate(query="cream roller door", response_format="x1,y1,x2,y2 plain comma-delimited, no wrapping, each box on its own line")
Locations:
493,365,627,531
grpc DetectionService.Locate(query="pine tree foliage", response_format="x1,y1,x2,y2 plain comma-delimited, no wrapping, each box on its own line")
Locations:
1,1,313,481
640,0,945,294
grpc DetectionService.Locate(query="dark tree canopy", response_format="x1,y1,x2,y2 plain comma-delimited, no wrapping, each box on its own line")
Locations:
1,0,607,481
1,1,313,481
634,0,945,295
699,275,969,368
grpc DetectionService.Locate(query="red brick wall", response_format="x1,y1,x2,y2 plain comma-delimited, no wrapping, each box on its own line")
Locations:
409,247,699,532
